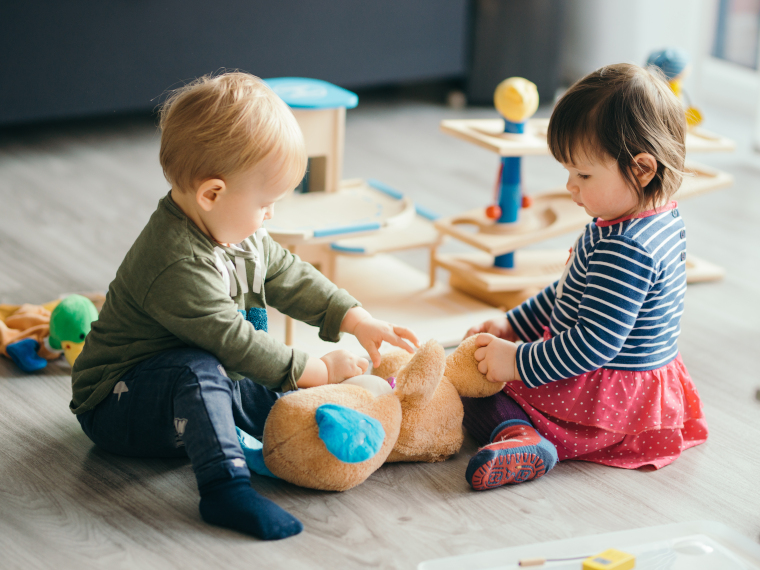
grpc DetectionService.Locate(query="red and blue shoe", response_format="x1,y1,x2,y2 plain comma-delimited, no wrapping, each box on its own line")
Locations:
465,419,558,491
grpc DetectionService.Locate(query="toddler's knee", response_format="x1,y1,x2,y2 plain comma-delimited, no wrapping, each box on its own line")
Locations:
172,349,232,389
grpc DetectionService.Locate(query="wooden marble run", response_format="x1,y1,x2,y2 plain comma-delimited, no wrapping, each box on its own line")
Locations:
264,78,449,345
264,78,441,279
434,78,736,309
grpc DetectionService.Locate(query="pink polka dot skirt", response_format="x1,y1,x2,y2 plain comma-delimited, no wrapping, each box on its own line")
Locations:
505,353,708,470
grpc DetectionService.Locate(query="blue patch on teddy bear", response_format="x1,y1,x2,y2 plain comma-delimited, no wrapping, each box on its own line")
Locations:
315,403,385,463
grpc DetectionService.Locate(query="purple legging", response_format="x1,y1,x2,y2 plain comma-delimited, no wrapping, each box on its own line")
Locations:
461,391,531,445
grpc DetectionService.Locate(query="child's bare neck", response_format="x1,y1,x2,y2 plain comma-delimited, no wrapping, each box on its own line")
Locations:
170,187,215,241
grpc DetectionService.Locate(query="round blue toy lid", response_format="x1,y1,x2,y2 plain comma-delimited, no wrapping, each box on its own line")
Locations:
264,77,358,109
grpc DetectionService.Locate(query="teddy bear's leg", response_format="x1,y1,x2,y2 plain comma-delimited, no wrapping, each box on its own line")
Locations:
316,404,385,463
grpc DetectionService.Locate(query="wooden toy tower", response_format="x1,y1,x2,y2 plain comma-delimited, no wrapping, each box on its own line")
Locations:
263,78,457,347
433,76,735,309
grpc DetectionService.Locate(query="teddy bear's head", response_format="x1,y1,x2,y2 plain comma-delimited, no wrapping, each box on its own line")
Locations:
262,381,402,491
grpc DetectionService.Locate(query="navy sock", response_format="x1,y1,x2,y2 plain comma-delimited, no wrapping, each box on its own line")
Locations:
462,392,530,445
199,477,303,540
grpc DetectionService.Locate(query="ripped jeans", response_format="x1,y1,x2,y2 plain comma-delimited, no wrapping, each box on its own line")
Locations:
77,347,280,489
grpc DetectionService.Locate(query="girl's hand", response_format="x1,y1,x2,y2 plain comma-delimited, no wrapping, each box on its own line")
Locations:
465,317,518,342
473,333,520,383
320,350,369,384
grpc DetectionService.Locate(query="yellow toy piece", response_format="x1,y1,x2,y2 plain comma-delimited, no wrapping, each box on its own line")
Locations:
685,106,703,127
670,77,703,127
494,77,539,123
582,548,635,570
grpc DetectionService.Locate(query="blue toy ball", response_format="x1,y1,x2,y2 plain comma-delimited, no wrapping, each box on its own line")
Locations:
647,48,690,80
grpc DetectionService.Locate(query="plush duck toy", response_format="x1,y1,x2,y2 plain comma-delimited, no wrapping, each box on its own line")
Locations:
1,294,98,372
49,295,99,365
243,336,503,491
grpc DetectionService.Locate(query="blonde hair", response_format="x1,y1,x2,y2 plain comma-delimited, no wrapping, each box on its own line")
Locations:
548,63,686,212
159,72,306,193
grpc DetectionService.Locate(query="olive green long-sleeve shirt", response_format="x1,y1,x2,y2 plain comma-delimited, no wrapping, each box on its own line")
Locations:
70,192,359,415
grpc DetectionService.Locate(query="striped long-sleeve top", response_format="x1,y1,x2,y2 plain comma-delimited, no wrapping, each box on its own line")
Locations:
507,202,687,388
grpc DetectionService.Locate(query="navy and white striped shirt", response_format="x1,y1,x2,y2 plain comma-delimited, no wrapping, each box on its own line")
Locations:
507,202,687,388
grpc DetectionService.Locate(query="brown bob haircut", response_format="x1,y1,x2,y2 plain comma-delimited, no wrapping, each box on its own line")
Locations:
548,63,687,212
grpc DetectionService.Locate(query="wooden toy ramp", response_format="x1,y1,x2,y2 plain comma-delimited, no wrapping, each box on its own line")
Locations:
677,161,734,200
330,216,441,256
265,179,416,246
434,191,590,257
440,118,736,156
432,159,734,303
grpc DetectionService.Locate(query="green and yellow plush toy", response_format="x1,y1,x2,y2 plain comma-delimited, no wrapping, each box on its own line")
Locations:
0,294,99,372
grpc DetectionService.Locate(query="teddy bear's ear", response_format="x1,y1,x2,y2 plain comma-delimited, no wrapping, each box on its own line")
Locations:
445,335,505,398
394,340,445,406
372,349,413,380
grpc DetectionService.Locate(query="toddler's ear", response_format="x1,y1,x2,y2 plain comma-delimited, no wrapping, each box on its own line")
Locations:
393,340,445,406
196,178,226,211
631,153,657,188
371,349,413,380
445,335,504,398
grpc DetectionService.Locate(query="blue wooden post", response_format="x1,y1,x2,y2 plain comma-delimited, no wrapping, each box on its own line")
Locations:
494,119,524,269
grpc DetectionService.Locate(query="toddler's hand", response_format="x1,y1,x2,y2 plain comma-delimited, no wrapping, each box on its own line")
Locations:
353,317,419,368
473,333,520,383
320,350,369,384
465,317,518,342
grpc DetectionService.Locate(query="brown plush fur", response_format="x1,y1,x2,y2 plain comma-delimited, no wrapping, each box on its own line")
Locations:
262,336,501,491
371,349,413,381
386,341,463,462
263,384,402,491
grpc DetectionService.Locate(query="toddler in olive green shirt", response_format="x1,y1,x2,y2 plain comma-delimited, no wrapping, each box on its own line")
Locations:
71,72,418,540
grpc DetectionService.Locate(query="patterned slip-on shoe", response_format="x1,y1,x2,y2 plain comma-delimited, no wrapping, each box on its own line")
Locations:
465,419,558,491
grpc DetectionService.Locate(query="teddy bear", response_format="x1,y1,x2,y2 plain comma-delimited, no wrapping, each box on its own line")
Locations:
256,335,504,491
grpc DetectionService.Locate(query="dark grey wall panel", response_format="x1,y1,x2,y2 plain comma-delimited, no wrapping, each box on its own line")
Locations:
0,1,468,125
467,0,564,105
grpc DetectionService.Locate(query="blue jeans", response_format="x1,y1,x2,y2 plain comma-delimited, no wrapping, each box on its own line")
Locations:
77,347,280,489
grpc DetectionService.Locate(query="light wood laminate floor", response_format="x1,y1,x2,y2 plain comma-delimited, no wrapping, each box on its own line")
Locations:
1,92,758,569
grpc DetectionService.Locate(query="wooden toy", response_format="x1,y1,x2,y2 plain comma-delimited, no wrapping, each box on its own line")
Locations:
266,77,358,194
435,79,737,309
263,78,485,346
264,78,441,283
440,117,735,155
489,77,539,269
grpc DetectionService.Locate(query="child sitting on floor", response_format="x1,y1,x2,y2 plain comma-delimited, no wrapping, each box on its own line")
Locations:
462,63,708,490
70,72,418,539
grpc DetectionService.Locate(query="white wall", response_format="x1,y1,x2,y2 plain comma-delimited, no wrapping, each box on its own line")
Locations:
561,0,760,151
561,0,712,96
